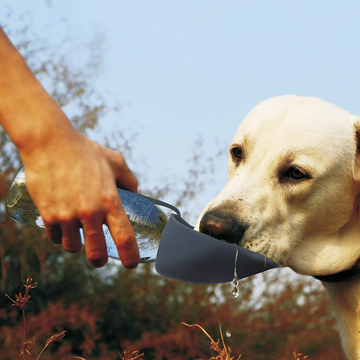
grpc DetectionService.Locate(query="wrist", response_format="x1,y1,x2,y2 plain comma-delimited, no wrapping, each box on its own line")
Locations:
0,74,76,158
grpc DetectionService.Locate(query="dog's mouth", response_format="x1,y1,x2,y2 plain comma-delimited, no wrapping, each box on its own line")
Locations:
198,208,297,268
199,214,282,265
200,225,248,246
242,239,283,265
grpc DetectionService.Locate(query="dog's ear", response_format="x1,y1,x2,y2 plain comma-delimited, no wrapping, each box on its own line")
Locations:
353,119,360,182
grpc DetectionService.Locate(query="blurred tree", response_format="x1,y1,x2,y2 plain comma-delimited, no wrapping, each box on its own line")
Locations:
0,10,344,360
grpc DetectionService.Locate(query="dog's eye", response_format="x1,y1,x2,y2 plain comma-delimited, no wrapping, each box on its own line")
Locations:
231,147,242,160
283,167,307,180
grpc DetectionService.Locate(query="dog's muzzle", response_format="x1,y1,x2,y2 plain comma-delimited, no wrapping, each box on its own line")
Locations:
199,210,248,244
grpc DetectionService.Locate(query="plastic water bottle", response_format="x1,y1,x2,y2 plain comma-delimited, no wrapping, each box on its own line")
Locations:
5,165,169,263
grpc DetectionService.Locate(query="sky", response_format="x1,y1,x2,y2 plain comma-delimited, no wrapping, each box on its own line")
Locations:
2,0,360,221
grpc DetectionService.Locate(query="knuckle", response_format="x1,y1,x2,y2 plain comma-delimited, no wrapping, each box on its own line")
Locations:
54,210,74,226
114,151,126,164
117,234,136,253
79,208,96,223
42,213,58,226
59,216,73,226
78,204,102,224
42,208,75,227
103,191,120,209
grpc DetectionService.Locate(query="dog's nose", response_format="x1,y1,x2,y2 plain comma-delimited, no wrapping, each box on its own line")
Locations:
199,211,246,244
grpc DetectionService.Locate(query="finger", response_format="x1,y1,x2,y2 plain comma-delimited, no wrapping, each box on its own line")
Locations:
43,222,62,245
115,168,138,193
82,220,108,268
61,223,82,253
106,208,140,269
107,149,138,193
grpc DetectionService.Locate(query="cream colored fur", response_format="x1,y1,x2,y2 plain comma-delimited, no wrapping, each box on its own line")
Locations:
197,95,360,359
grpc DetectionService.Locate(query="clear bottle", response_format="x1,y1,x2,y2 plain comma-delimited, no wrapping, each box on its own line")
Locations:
5,165,169,263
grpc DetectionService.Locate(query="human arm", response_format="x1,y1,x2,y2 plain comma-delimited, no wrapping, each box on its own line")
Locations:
0,26,140,269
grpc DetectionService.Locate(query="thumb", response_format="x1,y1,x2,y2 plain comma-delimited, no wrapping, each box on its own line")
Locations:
102,146,138,193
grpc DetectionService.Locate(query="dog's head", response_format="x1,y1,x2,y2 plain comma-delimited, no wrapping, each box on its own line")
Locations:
197,95,360,277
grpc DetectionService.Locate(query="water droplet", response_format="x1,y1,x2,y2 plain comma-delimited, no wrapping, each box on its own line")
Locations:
35,217,44,228
225,330,232,338
231,279,239,298
231,248,239,298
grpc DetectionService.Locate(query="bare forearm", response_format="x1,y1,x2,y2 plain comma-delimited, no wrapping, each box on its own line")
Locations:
0,26,74,157
0,27,140,269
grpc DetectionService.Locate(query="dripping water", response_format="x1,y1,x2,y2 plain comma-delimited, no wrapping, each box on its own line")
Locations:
231,248,239,298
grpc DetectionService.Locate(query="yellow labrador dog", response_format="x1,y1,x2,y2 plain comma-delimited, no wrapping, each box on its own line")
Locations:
197,95,360,360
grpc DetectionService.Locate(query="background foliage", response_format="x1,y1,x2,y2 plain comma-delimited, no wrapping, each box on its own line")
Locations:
0,12,345,360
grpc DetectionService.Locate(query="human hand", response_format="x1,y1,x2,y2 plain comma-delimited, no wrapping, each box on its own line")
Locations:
0,25,140,268
20,127,140,269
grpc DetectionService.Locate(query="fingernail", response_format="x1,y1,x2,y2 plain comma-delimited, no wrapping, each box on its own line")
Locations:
123,262,139,270
89,258,108,268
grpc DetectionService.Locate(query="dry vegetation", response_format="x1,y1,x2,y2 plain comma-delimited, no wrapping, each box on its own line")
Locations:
4,279,314,360
5,279,142,360
182,322,242,360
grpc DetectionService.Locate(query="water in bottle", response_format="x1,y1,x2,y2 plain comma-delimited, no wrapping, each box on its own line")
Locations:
6,165,168,263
